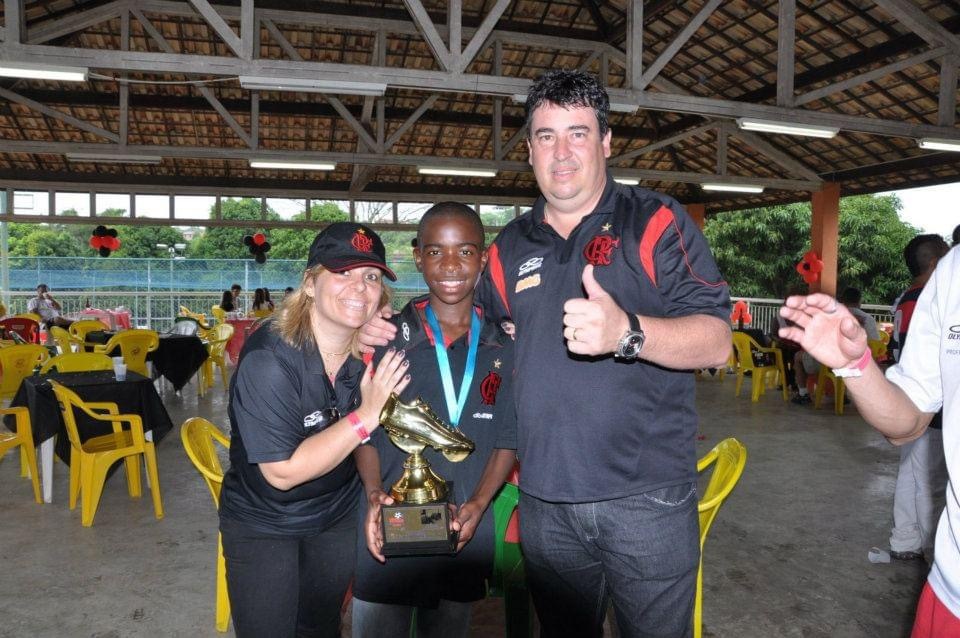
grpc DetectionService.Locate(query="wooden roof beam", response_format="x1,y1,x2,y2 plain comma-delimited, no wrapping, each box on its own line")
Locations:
636,0,722,90
25,0,124,45
187,0,245,59
0,86,120,142
872,0,960,57
3,0,22,44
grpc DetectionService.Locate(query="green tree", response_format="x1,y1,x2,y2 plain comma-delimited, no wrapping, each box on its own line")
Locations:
703,194,918,304
113,226,187,258
189,198,279,259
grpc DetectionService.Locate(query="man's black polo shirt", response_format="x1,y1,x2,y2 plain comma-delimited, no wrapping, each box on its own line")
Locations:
477,174,731,503
353,297,517,607
219,322,363,535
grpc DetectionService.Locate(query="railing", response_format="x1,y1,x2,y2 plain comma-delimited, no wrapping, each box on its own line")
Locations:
731,297,893,335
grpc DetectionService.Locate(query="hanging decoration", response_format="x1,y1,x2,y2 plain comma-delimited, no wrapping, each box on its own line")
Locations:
796,250,823,284
89,225,121,257
243,232,271,264
730,300,752,326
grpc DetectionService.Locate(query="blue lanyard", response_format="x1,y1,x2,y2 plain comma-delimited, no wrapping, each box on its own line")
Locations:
424,304,481,428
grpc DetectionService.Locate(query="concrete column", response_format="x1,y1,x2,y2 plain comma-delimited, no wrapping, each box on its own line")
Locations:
686,203,706,230
809,182,840,296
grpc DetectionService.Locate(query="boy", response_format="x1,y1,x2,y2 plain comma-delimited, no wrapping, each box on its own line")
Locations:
352,202,517,637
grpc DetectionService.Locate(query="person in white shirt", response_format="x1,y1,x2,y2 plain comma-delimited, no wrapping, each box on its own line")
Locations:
779,247,960,635
26,284,72,329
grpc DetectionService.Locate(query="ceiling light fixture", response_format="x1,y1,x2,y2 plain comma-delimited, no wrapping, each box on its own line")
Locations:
917,137,960,152
418,166,497,178
702,183,765,194
249,160,336,170
66,153,162,165
0,62,88,82
609,103,637,114
613,177,640,186
736,118,839,139
239,76,387,96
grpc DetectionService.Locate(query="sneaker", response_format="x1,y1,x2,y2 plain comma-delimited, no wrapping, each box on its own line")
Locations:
890,549,924,561
791,394,812,405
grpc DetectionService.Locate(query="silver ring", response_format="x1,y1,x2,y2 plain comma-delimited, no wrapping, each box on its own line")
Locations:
826,301,838,314
572,328,579,341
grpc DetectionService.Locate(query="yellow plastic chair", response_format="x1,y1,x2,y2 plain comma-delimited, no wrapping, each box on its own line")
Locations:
731,332,787,402
695,438,747,638
868,338,887,360
49,380,163,527
0,343,49,401
93,329,159,378
210,306,227,325
40,352,114,374
203,323,234,391
50,325,75,354
69,319,109,348
13,312,43,323
251,308,272,318
181,417,231,632
0,406,42,503
814,365,846,415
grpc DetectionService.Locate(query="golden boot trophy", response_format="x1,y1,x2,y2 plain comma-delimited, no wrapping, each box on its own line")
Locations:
378,393,475,556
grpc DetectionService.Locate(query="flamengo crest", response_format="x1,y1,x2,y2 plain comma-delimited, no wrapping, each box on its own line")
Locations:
583,234,620,266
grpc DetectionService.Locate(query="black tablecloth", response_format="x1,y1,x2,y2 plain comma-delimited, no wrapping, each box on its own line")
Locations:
87,331,209,391
2,370,175,463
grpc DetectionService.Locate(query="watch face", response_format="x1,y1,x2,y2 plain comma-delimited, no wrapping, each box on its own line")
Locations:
619,332,644,358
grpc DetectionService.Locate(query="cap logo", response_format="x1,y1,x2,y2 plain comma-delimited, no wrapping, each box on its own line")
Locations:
352,229,374,253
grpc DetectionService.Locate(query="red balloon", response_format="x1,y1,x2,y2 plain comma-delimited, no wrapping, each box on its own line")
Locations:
253,233,266,246
89,236,102,249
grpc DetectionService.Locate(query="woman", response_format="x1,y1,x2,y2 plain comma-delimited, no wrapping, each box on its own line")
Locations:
252,287,275,313
219,290,235,313
218,222,410,638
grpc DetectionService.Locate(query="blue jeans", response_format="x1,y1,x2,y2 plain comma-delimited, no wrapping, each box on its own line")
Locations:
519,483,699,638
351,598,472,638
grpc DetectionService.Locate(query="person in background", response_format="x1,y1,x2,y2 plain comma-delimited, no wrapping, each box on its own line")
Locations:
231,283,244,314
283,286,295,300
264,288,275,310
352,202,517,638
887,234,950,562
252,288,274,313
779,246,959,637
0,300,7,317
27,283,73,330
219,290,235,313
360,69,731,636
218,222,410,638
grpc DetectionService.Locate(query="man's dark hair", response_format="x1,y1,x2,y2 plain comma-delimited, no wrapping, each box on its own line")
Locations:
953,224,960,246
231,283,241,292
417,202,485,247
36,283,48,290
524,70,610,138
903,233,949,277
839,286,862,305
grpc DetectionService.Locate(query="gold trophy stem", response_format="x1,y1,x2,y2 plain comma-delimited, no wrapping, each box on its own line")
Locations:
389,451,448,505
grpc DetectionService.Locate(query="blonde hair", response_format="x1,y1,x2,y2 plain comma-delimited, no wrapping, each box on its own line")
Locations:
272,264,392,356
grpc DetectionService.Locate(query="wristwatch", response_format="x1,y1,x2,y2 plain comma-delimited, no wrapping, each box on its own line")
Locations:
615,313,645,360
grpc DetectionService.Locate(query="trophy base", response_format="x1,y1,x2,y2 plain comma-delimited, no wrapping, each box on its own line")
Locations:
381,501,458,557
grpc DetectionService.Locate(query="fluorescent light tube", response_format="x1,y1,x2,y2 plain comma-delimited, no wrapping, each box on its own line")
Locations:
917,138,960,152
511,94,528,104
239,76,386,96
66,153,162,165
0,63,87,82
736,118,839,139
418,167,497,177
249,160,336,170
614,177,640,185
609,103,637,114
702,183,764,193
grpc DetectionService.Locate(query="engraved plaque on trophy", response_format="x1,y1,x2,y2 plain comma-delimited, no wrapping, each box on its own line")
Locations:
378,393,475,556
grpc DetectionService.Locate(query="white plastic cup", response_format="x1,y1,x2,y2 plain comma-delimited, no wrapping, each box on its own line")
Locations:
113,361,127,381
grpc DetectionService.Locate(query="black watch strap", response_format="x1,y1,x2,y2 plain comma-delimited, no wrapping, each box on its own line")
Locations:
626,312,640,333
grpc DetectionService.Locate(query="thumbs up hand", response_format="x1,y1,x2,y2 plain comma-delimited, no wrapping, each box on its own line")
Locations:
563,264,631,356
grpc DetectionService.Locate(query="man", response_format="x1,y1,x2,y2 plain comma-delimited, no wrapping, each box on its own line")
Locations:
791,286,880,404
779,246,959,636
364,69,732,636
887,234,949,561
230,283,244,314
26,283,72,330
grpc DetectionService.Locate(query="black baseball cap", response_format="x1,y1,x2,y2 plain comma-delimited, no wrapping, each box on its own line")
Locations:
306,222,397,281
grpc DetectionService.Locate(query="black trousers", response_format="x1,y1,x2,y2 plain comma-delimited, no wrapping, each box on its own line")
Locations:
220,512,356,638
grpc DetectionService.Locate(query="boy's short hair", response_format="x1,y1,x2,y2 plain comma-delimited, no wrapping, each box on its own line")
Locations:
903,234,948,277
417,202,485,247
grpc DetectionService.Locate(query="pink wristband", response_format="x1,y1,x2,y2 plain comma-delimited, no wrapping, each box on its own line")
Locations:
831,348,872,378
347,411,370,444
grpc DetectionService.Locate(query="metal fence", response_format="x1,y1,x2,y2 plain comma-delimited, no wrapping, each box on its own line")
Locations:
1,257,891,333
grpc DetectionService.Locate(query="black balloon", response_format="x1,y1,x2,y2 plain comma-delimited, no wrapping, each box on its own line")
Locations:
99,246,111,257
255,252,266,264
243,235,254,246
260,241,271,252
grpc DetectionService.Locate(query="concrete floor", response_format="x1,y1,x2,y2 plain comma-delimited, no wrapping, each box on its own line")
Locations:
0,370,928,637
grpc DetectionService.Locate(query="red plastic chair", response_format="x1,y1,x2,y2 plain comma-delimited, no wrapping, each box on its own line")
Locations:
0,317,40,344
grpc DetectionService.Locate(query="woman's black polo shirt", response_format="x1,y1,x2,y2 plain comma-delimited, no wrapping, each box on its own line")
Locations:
219,322,363,535
477,174,731,503
353,297,517,607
